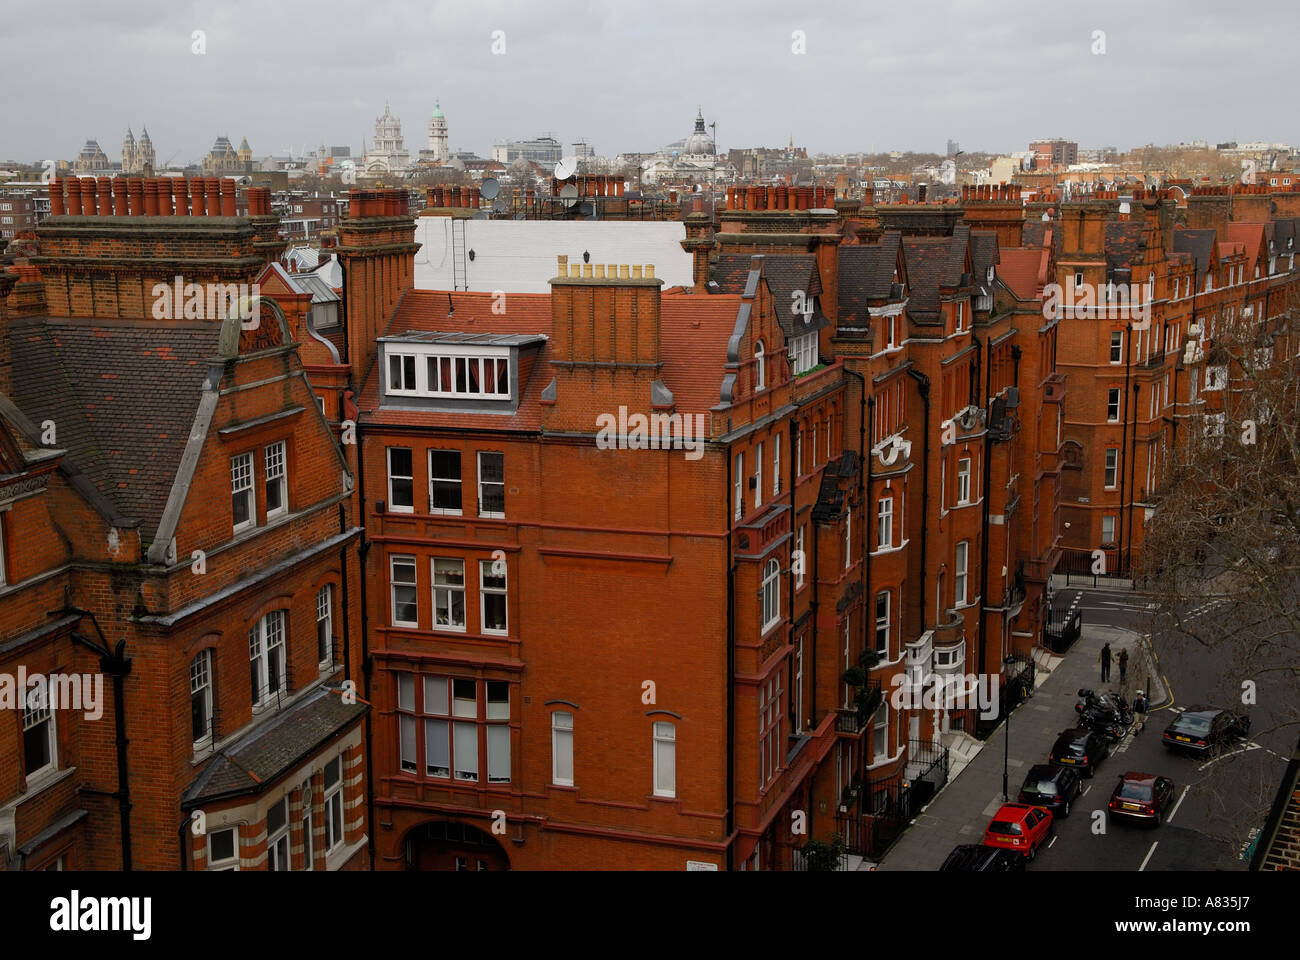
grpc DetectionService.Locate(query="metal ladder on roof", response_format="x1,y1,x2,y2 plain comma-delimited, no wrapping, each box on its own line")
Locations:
451,217,467,291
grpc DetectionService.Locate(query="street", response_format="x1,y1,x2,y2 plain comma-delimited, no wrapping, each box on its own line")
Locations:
878,580,1294,871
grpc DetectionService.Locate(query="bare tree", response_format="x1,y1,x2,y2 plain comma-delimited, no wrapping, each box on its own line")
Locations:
1137,280,1300,853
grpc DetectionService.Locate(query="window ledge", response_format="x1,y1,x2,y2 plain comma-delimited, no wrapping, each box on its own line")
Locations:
13,765,75,805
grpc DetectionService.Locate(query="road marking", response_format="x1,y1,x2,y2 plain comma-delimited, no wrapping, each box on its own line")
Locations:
1081,785,1091,799
1168,785,1190,824
1198,742,1263,771
1139,841,1159,872
1048,835,1058,849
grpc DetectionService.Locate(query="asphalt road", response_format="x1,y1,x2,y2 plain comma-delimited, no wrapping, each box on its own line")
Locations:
879,582,1292,872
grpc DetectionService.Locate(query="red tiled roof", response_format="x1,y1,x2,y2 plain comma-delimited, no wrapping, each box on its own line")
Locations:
357,288,742,429
998,247,1046,301
1222,222,1267,267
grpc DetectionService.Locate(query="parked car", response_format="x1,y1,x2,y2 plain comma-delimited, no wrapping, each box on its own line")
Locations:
1107,772,1176,825
1018,764,1083,817
1049,727,1109,777
940,843,1027,872
983,802,1053,860
1161,707,1251,755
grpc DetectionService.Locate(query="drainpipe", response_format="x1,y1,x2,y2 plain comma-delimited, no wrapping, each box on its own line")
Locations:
977,334,994,686
843,368,870,794
66,607,132,870
1117,322,1133,575
725,444,735,871
1127,381,1141,574
348,397,377,871
906,368,932,634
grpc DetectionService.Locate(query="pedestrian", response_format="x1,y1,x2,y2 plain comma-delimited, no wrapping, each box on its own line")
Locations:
1133,689,1148,734
1099,642,1112,683
1118,647,1129,684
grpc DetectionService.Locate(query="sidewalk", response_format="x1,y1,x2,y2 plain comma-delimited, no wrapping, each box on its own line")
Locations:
875,624,1165,870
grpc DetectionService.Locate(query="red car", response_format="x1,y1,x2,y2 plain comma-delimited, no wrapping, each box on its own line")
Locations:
983,802,1053,860
1107,772,1176,825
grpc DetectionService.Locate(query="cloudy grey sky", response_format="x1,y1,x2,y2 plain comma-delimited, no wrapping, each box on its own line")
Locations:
3,0,1295,165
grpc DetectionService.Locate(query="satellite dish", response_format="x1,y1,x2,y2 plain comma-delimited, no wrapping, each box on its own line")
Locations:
492,196,510,214
472,211,490,220
560,183,579,208
480,177,500,200
576,201,593,217
554,157,577,181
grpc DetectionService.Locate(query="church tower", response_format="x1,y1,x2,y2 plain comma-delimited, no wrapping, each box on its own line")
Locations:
122,128,136,172
427,101,449,164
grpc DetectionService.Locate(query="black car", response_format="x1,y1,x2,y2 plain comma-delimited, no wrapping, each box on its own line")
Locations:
1018,764,1083,817
1162,707,1251,755
939,843,1027,872
1049,727,1109,777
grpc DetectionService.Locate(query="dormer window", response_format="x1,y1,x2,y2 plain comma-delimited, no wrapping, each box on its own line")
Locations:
380,333,545,409
986,265,994,283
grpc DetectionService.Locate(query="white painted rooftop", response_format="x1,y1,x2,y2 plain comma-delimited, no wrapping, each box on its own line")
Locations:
412,217,694,293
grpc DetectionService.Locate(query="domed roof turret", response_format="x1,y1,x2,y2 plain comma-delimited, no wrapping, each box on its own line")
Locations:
682,106,715,156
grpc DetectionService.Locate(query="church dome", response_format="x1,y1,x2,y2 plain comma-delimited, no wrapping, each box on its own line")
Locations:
682,107,715,156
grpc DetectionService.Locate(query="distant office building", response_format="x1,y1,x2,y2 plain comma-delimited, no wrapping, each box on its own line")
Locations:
571,141,594,159
1030,139,1078,168
947,139,960,157
491,137,563,166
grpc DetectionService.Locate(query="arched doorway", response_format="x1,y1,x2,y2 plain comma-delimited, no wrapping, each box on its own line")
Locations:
403,820,511,871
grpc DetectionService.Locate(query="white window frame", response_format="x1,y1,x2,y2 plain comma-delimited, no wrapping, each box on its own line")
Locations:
231,451,255,533
761,558,780,631
877,496,893,549
249,610,287,709
653,721,676,798
873,702,889,762
386,352,418,393
22,680,56,779
428,449,463,515
734,452,744,520
755,441,764,509
207,827,239,871
479,559,508,635
1101,515,1116,544
957,457,971,504
1109,331,1123,364
316,585,334,669
754,341,765,391
432,557,466,632
875,590,890,655
476,451,505,518
191,650,213,748
773,434,782,497
387,447,414,513
844,510,852,570
552,711,574,786
1107,388,1121,422
266,796,290,871
264,440,287,520
323,756,344,852
398,672,417,773
1104,449,1119,489
390,555,418,627
954,541,969,606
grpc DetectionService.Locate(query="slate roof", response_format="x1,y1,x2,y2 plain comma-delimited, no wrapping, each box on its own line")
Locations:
1272,219,1299,255
1104,222,1144,273
8,316,219,543
182,684,368,807
1173,228,1218,281
901,224,971,321
836,233,903,322
713,253,827,337
1022,219,1063,260
969,230,1000,298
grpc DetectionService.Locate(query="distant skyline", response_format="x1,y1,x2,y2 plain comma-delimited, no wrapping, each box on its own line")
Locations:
2,0,1296,165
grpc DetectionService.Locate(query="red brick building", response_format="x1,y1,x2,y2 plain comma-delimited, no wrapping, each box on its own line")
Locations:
0,176,367,871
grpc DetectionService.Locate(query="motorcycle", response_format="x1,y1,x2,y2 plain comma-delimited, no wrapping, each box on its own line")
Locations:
1075,689,1133,742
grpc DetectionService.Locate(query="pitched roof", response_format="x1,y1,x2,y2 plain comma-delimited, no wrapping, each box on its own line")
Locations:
997,248,1046,301
1104,221,1144,273
8,316,219,542
901,224,971,321
968,230,1001,297
357,288,742,429
837,233,903,321
1173,228,1218,281
182,684,368,807
714,253,824,337
1222,222,1268,268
